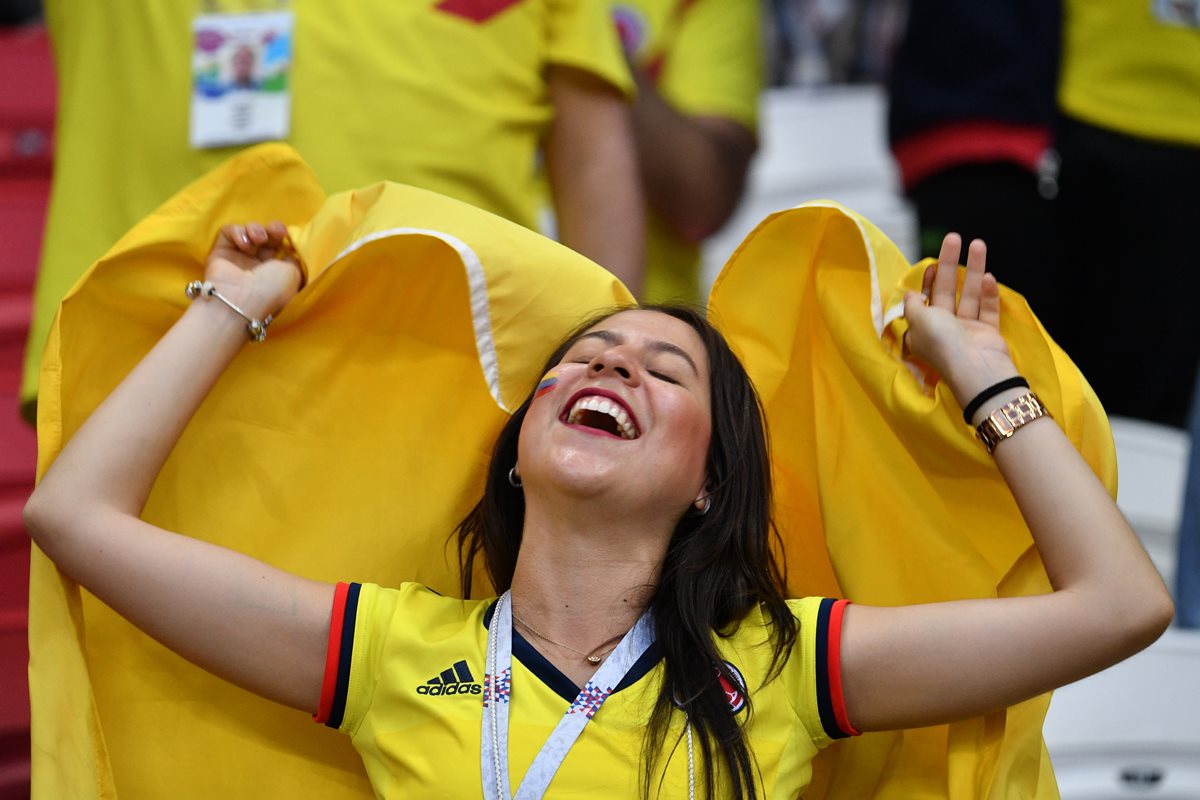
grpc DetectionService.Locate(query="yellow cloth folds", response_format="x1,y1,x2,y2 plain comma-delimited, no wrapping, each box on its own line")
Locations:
32,145,1114,797
30,143,631,799
23,0,634,415
708,202,1115,799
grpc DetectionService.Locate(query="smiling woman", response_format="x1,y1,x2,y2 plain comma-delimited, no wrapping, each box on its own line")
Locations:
455,306,789,797
23,222,1173,799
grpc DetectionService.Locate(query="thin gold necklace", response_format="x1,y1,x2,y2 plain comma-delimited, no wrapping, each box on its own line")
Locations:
511,608,625,664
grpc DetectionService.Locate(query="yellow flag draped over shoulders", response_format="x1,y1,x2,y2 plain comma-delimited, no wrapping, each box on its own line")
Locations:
31,143,631,798
32,147,1111,797
708,202,1114,799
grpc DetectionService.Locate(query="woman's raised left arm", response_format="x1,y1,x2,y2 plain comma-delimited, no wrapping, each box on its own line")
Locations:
839,234,1174,732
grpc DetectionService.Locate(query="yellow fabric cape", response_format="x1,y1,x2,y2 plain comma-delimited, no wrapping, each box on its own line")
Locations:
30,143,1115,798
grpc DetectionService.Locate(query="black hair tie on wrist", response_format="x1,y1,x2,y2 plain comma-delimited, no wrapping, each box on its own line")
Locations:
962,376,1030,424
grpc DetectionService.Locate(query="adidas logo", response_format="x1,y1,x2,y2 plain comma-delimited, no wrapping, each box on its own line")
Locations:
416,660,483,696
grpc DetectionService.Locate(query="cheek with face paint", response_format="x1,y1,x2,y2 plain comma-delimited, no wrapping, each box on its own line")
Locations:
533,372,558,401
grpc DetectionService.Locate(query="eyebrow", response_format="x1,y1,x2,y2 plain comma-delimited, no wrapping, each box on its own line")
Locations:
575,330,701,377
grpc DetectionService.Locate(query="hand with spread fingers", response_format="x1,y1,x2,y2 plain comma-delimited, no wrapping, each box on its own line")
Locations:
902,233,1020,408
205,221,303,322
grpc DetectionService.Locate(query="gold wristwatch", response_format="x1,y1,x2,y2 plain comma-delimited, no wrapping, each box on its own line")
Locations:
975,393,1050,454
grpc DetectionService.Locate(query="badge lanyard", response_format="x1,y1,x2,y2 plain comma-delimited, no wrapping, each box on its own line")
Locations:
481,590,658,800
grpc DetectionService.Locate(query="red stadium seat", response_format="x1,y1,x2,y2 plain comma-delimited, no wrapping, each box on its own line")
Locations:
0,22,53,799
0,179,44,390
0,25,54,180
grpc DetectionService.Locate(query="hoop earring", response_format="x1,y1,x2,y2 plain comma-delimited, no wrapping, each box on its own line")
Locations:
508,466,522,489
696,496,711,516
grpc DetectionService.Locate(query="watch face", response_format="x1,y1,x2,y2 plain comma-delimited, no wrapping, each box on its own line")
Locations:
975,393,1047,454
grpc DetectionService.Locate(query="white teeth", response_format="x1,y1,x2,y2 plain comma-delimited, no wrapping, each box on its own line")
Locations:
566,395,639,439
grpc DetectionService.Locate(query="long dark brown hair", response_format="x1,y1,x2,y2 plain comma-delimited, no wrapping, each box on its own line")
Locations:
455,305,797,799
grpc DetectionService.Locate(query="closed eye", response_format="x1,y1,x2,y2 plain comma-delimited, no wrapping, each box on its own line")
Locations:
561,348,599,366
648,370,678,384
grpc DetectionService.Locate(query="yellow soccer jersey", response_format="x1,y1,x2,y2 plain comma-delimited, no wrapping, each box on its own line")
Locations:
614,0,764,303
1059,0,1200,145
21,0,632,414
316,582,856,798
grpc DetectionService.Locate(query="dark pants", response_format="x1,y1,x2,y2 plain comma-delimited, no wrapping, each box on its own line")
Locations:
1049,116,1200,428
909,161,1056,313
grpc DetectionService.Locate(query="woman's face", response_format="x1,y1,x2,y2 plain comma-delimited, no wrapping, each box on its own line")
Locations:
516,310,713,516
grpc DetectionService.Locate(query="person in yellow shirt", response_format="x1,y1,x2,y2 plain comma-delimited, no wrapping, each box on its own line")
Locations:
1051,0,1200,428
614,0,762,303
315,581,854,796
25,213,1173,797
20,0,645,419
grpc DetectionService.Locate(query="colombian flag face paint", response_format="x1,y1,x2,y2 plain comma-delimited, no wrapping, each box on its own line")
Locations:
534,372,558,400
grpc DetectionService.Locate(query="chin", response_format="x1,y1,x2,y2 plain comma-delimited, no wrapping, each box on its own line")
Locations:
531,451,625,499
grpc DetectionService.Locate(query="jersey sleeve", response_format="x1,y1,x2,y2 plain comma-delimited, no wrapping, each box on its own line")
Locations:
545,0,636,99
783,597,860,750
656,0,763,130
313,581,402,734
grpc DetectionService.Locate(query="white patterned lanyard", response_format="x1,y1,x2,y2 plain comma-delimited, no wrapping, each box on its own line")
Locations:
481,590,659,800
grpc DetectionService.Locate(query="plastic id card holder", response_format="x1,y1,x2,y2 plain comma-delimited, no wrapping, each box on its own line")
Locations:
190,10,294,148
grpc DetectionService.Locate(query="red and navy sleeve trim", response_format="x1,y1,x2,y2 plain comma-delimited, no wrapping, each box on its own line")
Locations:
813,598,859,739
313,582,361,729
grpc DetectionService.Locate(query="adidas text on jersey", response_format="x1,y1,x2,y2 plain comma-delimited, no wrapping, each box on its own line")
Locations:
416,660,482,696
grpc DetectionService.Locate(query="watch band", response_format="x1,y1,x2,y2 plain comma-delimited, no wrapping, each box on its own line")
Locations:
975,392,1050,454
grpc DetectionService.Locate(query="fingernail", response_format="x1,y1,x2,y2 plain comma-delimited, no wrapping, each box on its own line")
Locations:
920,293,929,304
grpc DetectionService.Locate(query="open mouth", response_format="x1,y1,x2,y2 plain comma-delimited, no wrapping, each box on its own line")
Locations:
561,391,640,440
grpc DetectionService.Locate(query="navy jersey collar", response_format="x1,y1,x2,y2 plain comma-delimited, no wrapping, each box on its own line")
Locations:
483,599,663,703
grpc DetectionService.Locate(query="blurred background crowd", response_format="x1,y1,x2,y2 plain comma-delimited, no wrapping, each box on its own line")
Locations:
0,0,1197,797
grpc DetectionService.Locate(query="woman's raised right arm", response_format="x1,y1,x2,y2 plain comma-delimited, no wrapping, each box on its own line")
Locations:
23,222,334,715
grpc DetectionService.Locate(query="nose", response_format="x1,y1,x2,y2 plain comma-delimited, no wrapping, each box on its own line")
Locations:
588,347,637,383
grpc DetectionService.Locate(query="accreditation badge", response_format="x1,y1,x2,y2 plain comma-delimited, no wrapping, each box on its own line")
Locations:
190,10,294,148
